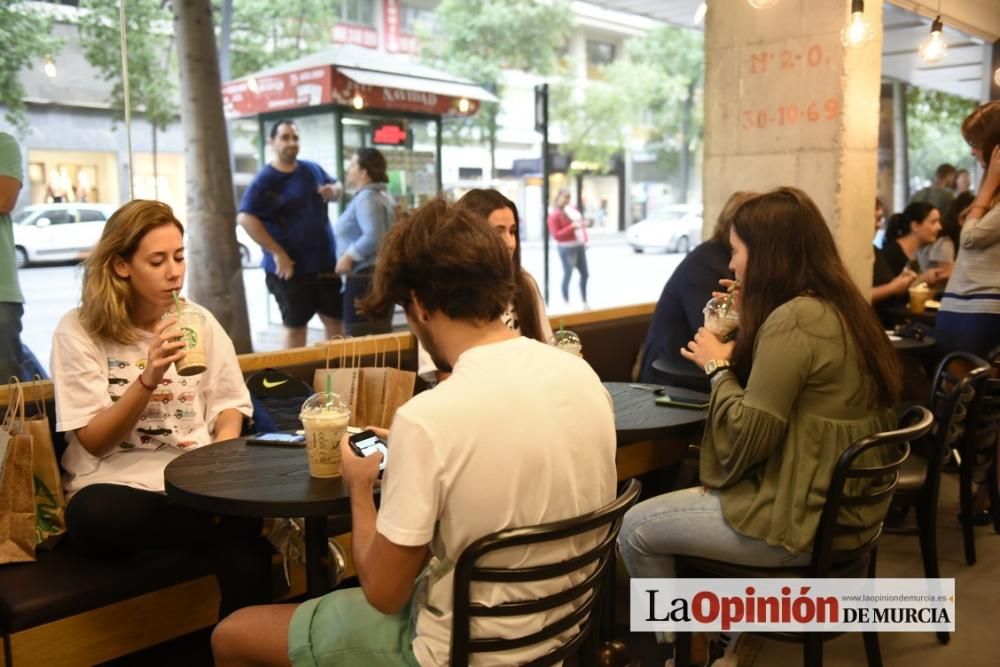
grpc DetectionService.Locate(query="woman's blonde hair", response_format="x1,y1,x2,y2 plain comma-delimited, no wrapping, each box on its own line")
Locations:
79,200,184,345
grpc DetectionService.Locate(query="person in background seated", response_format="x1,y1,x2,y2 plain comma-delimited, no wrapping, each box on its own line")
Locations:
418,189,552,384
638,191,754,385
51,200,271,618
871,199,917,325
910,163,956,213
619,188,900,666
941,191,975,262
211,198,617,667
880,202,946,289
953,168,972,195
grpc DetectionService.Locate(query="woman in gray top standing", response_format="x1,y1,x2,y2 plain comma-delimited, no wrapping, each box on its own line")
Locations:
335,148,395,335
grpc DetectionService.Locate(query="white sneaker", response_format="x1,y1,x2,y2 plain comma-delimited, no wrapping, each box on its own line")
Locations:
268,518,347,588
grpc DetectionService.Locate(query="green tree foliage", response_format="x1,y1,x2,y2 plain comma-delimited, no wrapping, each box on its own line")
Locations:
79,0,177,131
427,0,573,169
224,0,334,79
906,86,977,190
554,24,703,195
0,2,62,133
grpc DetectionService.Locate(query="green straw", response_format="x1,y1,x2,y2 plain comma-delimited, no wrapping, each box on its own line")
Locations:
325,374,332,401
171,290,181,314
559,319,565,334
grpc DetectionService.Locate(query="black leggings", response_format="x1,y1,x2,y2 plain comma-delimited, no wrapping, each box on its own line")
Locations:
65,484,272,618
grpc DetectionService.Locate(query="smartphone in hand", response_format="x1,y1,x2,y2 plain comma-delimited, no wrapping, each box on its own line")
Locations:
348,430,388,472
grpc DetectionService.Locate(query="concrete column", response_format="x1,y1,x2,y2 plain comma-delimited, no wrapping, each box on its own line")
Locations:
703,0,883,293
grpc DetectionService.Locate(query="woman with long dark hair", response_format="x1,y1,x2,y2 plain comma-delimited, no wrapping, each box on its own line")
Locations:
417,189,552,383
619,188,900,663
881,201,946,285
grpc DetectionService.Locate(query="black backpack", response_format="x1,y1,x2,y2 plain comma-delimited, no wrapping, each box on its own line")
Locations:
245,369,313,433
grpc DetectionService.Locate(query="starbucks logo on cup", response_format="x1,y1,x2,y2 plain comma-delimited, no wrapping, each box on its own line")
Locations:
180,327,199,350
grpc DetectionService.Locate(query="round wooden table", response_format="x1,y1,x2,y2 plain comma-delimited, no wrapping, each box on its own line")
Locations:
164,438,351,598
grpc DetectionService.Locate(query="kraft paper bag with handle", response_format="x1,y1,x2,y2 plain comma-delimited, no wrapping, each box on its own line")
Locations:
313,337,364,427
358,337,415,429
0,378,38,565
26,375,66,550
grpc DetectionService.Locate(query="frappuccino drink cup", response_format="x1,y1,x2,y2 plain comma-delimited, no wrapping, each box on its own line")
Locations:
300,392,351,478
703,294,740,339
909,283,931,315
163,302,207,376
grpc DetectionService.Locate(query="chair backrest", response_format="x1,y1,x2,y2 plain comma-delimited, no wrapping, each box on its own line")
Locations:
961,347,1000,479
922,352,990,501
449,478,642,667
810,405,933,575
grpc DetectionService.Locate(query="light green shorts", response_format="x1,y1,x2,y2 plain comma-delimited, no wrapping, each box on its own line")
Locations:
288,588,421,667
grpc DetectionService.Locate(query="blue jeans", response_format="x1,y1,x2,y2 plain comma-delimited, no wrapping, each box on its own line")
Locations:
619,486,809,580
557,245,588,302
343,270,392,337
618,487,810,642
0,302,25,382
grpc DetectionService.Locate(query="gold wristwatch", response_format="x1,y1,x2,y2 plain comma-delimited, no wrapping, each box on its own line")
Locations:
704,359,732,377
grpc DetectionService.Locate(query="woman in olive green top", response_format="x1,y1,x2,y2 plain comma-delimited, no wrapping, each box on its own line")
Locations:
619,188,901,661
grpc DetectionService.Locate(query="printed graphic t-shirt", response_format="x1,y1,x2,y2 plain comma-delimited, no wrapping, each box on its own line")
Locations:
51,303,252,496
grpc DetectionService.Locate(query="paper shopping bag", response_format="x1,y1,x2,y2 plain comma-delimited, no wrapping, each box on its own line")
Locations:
0,378,37,565
25,378,66,549
313,337,364,427
358,337,415,429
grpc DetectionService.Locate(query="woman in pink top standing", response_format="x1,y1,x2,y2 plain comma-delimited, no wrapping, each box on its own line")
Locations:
547,187,590,307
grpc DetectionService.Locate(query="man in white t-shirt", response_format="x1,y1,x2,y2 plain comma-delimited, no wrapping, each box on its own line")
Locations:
212,199,618,667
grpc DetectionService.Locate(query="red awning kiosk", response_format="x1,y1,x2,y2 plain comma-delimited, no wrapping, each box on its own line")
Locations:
223,45,496,207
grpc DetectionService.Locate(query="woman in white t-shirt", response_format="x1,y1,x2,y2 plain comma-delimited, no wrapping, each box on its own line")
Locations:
417,189,553,383
50,199,270,618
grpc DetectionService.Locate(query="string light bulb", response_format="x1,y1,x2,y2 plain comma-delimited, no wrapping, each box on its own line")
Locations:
43,56,57,78
841,0,874,48
352,93,365,110
919,15,947,64
747,0,779,8
693,2,707,25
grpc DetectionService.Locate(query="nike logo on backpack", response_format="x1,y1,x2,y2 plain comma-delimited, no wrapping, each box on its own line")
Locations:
262,378,289,389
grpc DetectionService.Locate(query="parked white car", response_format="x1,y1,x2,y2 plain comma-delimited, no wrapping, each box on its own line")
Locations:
12,203,117,268
625,204,704,254
12,203,262,269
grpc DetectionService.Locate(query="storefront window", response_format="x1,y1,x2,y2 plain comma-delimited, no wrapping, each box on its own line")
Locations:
342,114,438,209
333,0,375,26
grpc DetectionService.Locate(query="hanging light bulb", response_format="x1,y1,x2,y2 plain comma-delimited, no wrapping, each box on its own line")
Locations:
43,56,57,78
693,2,707,25
841,0,874,48
352,93,365,110
747,0,779,9
919,16,947,64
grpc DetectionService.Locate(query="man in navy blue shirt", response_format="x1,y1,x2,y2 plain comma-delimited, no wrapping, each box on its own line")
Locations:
238,120,343,348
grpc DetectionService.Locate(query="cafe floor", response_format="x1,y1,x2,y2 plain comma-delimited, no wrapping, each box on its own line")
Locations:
100,473,999,667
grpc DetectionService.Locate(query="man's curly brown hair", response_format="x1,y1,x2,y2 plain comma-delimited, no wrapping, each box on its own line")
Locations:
357,198,516,323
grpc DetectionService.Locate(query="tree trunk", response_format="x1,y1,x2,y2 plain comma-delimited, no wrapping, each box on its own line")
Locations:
172,0,252,353
678,79,695,205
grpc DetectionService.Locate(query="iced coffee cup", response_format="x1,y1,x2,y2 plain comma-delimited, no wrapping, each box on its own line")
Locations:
163,303,207,376
300,393,350,478
703,294,740,339
909,283,931,315
553,328,583,358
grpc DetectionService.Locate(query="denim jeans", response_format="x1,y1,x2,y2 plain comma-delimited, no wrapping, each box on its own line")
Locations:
557,245,588,302
618,487,810,642
0,302,25,382
343,270,392,336
619,486,810,580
